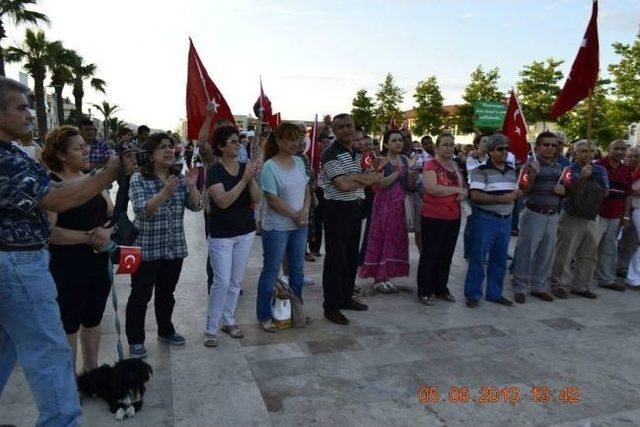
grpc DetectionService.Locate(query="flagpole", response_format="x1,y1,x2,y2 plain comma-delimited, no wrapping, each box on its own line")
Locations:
586,89,594,144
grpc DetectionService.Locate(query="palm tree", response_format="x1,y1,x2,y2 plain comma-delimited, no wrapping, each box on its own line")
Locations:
48,44,75,125
0,0,49,76
91,100,121,141
5,28,58,140
108,116,127,136
69,52,106,123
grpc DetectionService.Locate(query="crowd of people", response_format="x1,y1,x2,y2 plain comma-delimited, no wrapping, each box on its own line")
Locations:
2,73,640,425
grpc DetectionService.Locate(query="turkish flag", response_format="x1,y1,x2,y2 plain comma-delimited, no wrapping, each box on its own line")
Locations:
400,120,409,132
308,114,319,173
502,90,530,163
253,78,279,129
517,168,530,189
186,38,235,140
115,246,142,275
558,166,573,186
549,0,599,120
388,114,398,130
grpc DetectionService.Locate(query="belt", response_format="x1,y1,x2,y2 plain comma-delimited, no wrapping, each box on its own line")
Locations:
475,208,511,219
527,205,558,215
0,242,47,251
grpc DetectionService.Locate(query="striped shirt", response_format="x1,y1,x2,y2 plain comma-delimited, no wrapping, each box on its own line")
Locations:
469,159,517,215
523,159,563,209
320,141,365,201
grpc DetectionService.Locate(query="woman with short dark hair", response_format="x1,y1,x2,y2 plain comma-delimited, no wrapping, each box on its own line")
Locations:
417,133,467,305
43,125,114,375
204,126,261,346
125,132,201,358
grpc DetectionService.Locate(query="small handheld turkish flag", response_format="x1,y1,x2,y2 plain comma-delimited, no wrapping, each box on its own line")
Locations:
362,152,376,171
558,166,573,186
116,246,142,275
517,168,530,189
502,90,530,164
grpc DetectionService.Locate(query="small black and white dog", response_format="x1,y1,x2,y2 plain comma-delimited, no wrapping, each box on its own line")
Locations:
77,359,153,421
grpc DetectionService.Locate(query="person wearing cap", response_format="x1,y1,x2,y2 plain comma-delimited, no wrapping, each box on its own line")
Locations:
464,133,521,308
0,77,135,426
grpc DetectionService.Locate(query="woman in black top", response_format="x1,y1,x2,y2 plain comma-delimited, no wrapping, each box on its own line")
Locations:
42,125,114,375
203,126,261,347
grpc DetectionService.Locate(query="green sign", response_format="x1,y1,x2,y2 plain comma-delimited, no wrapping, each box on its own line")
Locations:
473,101,507,128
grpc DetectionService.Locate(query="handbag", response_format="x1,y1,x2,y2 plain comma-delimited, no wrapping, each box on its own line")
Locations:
112,211,139,246
404,194,416,232
565,176,606,220
271,281,292,329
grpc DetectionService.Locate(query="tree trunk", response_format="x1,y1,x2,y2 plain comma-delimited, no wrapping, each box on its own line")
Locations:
0,19,6,77
34,78,48,141
54,85,65,125
74,83,83,123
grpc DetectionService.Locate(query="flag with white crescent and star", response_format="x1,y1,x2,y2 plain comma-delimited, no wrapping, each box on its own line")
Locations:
186,38,236,140
502,90,530,163
116,246,142,275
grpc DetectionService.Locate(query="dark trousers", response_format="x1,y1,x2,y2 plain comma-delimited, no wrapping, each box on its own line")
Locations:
309,188,325,253
204,211,213,293
322,200,362,311
125,258,183,345
417,216,461,297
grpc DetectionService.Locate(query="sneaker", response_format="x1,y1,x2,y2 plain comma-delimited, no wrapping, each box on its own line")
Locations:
221,325,244,338
129,344,148,359
158,333,186,346
260,319,278,333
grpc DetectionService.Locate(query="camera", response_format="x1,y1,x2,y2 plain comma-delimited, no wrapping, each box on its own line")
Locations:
114,142,149,166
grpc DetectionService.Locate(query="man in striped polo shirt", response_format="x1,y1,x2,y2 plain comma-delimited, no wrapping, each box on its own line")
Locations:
320,114,382,325
511,131,566,303
464,133,522,308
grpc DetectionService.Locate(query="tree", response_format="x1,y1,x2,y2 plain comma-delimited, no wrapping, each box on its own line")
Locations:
557,79,626,147
91,101,121,141
68,51,106,123
0,0,49,77
351,89,375,133
48,44,75,126
107,116,127,136
516,58,564,126
458,65,503,134
412,75,445,136
374,73,405,132
5,28,58,140
608,31,640,124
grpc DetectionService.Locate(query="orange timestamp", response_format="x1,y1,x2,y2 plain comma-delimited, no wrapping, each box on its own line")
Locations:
418,385,581,405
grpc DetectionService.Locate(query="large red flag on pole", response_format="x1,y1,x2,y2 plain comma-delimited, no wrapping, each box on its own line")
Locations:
502,89,531,163
186,38,235,140
549,0,599,120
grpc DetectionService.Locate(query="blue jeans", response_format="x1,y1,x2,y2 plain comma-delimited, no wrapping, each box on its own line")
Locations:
464,209,511,302
257,227,307,322
0,250,81,427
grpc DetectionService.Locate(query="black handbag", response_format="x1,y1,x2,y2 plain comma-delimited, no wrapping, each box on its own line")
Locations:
565,177,606,220
112,211,139,246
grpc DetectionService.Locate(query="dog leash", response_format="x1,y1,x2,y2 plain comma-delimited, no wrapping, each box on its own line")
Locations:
108,258,125,362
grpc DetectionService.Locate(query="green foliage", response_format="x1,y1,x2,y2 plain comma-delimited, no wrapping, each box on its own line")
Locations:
608,31,640,124
68,51,106,122
373,73,405,132
457,65,503,133
351,89,375,133
516,58,564,124
412,75,444,137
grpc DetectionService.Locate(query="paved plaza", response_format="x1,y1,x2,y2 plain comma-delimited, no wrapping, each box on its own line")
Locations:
3,207,640,426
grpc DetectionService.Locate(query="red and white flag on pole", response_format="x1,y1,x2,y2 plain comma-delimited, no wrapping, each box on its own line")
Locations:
115,246,142,275
186,38,235,140
558,166,573,186
253,77,279,128
549,0,599,120
400,120,409,132
388,114,398,130
502,89,530,163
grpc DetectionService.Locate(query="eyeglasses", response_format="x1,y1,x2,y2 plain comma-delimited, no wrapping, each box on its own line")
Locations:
541,143,559,148
493,146,508,152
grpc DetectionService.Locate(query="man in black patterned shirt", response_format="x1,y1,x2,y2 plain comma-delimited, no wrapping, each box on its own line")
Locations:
320,114,381,325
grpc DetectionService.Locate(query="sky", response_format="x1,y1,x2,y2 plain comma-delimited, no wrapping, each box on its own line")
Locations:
4,0,640,132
